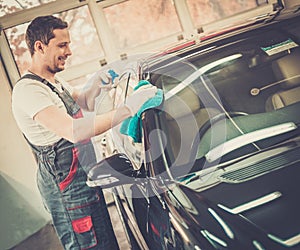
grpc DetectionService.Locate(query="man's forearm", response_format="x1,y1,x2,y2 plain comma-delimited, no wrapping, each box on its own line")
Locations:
72,105,131,142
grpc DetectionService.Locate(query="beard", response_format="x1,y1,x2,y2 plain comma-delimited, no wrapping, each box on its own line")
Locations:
47,65,63,74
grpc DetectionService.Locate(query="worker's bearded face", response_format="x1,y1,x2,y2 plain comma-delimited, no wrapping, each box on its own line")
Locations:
44,28,72,74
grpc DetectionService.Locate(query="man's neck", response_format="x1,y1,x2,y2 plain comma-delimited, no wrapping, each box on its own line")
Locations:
28,68,56,83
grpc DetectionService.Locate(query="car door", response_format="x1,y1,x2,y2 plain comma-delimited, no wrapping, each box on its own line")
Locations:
106,71,157,248
109,71,182,250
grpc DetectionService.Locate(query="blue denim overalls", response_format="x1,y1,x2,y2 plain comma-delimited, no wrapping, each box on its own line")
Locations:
20,74,119,250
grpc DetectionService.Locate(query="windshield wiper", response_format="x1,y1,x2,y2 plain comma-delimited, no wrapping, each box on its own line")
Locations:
205,122,297,162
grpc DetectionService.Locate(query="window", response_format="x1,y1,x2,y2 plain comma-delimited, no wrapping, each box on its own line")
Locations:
5,22,30,75
0,0,56,17
102,0,182,50
4,5,104,78
186,0,257,27
1,0,270,87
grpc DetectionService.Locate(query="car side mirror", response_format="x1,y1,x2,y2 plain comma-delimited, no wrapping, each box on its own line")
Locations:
86,153,144,189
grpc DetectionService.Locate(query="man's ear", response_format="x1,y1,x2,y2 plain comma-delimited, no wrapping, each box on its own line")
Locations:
34,41,44,54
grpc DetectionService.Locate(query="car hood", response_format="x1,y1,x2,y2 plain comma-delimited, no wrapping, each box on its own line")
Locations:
165,145,300,249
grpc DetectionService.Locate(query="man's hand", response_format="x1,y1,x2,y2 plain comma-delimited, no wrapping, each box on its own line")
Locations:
125,85,158,116
90,69,119,90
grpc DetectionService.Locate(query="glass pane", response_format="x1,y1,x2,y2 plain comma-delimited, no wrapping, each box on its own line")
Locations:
186,0,257,27
0,0,55,17
62,6,104,67
4,5,104,77
5,23,31,75
102,0,182,50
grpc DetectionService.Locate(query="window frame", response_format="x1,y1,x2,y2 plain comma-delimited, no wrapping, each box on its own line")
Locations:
0,0,273,88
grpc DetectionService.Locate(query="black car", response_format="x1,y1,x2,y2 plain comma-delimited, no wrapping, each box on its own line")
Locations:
88,1,300,249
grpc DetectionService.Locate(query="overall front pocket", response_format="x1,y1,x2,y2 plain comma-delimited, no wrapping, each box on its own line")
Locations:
72,215,98,249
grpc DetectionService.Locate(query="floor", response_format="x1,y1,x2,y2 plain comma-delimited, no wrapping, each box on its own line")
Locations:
9,191,131,250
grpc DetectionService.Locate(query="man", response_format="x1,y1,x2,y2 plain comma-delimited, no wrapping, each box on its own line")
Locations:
11,15,157,249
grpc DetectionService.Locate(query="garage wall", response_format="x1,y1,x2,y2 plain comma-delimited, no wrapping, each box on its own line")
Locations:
0,62,50,250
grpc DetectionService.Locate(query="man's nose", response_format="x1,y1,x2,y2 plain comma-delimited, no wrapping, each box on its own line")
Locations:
66,45,72,56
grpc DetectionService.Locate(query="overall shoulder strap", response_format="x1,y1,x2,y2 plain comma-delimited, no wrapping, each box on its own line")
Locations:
19,73,56,91
19,73,80,117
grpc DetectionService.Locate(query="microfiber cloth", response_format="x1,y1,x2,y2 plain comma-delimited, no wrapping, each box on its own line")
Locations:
120,80,163,143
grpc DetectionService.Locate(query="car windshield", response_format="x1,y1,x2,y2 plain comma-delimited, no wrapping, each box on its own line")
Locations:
148,16,300,171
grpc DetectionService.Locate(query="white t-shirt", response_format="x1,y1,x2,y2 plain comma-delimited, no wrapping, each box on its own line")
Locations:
12,74,74,146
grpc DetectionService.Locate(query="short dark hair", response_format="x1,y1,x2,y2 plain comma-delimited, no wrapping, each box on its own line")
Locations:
25,15,68,56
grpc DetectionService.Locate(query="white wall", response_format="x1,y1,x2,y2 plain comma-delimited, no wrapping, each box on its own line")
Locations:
0,61,50,249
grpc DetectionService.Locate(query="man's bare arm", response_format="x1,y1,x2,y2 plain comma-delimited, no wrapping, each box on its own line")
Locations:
34,105,131,143
34,84,157,143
